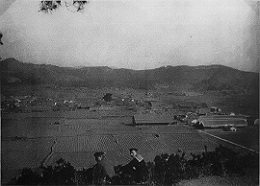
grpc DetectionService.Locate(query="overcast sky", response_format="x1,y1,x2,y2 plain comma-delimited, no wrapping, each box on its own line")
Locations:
0,0,259,71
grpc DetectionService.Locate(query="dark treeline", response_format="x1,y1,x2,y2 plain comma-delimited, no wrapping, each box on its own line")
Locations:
6,145,259,185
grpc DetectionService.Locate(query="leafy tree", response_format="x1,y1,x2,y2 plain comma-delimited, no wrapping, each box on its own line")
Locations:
39,0,87,13
103,93,112,102
40,0,62,13
72,1,87,11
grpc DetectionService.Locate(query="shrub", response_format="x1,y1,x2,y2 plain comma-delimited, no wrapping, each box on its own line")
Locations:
112,162,152,185
214,145,244,176
7,146,258,185
240,153,259,169
75,167,94,185
41,158,76,185
7,168,42,185
103,93,112,102
152,151,187,185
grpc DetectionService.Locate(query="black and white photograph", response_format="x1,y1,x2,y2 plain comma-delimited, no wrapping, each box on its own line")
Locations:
0,0,259,185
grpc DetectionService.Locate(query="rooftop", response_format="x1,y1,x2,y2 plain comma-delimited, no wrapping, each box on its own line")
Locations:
198,115,248,127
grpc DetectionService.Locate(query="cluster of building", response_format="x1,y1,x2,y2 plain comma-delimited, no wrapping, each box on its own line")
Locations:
132,99,257,131
1,95,79,113
2,91,258,130
1,95,46,113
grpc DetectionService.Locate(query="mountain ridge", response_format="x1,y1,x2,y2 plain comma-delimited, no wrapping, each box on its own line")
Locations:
2,58,258,72
1,58,259,91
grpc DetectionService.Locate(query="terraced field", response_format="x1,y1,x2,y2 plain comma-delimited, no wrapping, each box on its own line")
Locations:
2,113,254,184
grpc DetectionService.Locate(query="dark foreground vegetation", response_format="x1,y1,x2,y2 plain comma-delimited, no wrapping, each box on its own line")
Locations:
6,145,259,185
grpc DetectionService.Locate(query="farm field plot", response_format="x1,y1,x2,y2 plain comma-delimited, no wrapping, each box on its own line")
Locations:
1,117,136,139
2,111,66,120
160,133,211,153
139,125,195,134
66,117,132,126
204,127,259,152
44,126,235,169
42,126,237,175
1,139,52,169
100,117,133,125
2,115,254,184
55,135,118,152
93,124,140,134
63,119,138,135
1,138,53,183
64,110,102,119
197,131,258,155
62,110,134,119
113,134,154,159
1,109,133,120
2,118,62,138
97,110,135,117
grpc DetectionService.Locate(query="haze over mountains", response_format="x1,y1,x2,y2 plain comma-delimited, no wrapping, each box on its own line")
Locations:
1,58,259,91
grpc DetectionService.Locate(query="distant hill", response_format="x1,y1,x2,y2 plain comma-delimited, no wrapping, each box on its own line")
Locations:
0,58,259,91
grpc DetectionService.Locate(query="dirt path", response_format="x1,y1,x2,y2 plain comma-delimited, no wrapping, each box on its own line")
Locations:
41,137,57,167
